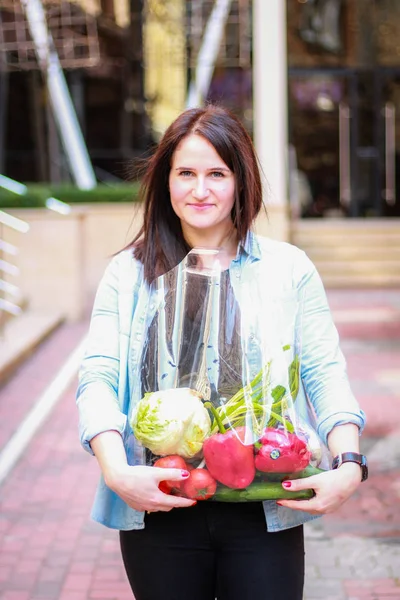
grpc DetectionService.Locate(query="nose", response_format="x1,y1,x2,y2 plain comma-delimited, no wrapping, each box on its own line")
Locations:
192,177,210,200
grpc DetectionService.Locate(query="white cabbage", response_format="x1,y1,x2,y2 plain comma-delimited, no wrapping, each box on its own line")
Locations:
131,388,211,458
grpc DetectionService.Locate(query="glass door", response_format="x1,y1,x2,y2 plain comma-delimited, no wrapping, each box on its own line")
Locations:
288,70,353,218
350,71,381,217
289,69,400,218
379,72,400,217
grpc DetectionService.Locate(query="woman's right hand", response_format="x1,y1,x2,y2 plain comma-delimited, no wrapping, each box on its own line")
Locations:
104,464,196,512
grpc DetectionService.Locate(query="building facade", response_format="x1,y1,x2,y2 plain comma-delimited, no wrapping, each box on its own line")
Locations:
1,0,400,223
286,0,400,219
0,0,150,184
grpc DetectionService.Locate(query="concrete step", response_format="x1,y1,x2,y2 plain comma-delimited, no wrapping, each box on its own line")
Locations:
294,236,400,249
292,220,400,244
294,229,400,242
291,217,400,232
292,237,400,252
291,219,400,288
301,247,400,261
317,273,400,288
311,260,400,274
0,311,65,386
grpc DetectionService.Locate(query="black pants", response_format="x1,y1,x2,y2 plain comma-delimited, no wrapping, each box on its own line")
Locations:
119,501,304,600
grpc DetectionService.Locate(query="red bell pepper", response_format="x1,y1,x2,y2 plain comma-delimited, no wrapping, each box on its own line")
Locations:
203,426,255,489
255,427,311,473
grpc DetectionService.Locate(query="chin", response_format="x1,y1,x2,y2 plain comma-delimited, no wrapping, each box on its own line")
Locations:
188,221,218,231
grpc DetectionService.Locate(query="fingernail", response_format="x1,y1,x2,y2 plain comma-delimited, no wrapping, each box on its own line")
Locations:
282,481,292,489
181,470,190,478
276,501,283,506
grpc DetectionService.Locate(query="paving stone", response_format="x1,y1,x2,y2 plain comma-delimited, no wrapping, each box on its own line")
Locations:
318,567,357,579
304,578,345,596
31,581,63,598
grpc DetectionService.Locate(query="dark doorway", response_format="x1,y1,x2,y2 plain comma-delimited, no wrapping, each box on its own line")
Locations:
288,67,400,218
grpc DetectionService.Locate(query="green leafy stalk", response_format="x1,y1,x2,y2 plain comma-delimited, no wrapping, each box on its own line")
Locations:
289,355,300,400
207,365,269,434
206,352,300,436
268,410,294,433
210,403,267,435
204,402,226,434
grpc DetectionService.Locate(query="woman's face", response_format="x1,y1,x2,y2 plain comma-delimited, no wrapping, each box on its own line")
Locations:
169,134,236,241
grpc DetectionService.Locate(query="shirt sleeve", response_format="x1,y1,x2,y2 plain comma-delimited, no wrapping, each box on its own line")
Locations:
76,253,129,455
293,250,366,447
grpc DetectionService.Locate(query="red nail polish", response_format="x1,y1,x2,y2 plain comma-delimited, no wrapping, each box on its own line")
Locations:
282,481,292,488
182,470,190,478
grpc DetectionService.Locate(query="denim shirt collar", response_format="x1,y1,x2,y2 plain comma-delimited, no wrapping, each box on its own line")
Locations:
235,230,262,263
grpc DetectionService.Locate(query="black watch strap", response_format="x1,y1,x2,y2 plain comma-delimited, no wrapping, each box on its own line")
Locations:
332,452,368,482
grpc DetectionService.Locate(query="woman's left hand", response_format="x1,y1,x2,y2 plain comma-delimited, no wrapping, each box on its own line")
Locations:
276,462,362,515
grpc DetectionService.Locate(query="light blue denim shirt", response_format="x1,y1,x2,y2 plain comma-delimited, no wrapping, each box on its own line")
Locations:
76,232,366,531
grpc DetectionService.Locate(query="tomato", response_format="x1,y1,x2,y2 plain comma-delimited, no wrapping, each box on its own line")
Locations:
158,480,172,495
181,468,217,500
153,455,189,494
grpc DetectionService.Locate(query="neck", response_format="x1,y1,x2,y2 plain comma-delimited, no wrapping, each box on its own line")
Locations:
183,224,239,259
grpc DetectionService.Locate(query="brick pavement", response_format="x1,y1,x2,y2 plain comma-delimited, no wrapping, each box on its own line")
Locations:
0,322,87,450
0,290,399,600
303,290,400,600
0,375,132,600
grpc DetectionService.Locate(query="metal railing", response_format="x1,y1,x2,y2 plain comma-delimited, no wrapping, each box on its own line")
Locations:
0,209,29,338
0,172,73,337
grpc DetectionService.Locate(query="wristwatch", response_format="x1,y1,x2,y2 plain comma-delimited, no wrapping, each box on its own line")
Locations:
332,452,368,482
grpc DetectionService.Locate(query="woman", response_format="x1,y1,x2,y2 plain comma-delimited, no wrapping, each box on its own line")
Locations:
76,105,366,600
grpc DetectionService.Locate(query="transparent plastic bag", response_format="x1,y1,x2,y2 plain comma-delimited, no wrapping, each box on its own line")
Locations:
129,248,327,502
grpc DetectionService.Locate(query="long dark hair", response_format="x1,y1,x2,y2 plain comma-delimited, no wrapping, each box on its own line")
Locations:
128,105,264,283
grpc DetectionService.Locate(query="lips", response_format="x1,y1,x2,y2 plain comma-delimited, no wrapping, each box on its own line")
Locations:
189,203,214,210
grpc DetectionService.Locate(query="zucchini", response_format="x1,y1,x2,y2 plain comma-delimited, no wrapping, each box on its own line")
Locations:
290,465,324,479
209,465,324,502
211,482,315,502
253,465,324,482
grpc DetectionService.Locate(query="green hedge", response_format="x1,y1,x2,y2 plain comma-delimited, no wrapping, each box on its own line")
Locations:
0,182,141,208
